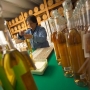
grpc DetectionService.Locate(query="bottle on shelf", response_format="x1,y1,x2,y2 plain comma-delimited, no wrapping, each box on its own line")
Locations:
63,0,87,86
48,17,61,65
52,10,73,77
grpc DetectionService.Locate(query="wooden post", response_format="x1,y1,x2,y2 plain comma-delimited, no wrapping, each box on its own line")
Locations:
43,0,50,18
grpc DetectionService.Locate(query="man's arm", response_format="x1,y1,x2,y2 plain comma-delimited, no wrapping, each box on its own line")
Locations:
17,29,31,40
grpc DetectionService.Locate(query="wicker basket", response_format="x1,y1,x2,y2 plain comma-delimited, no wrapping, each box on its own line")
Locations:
21,23,25,28
34,7,39,13
14,26,17,31
9,21,11,26
42,14,47,20
37,16,41,23
19,15,23,20
29,10,33,15
47,0,53,6
40,4,45,10
15,17,18,23
18,25,21,30
12,19,15,24
24,12,28,18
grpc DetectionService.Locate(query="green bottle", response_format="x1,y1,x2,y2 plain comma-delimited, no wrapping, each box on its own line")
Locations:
3,49,37,90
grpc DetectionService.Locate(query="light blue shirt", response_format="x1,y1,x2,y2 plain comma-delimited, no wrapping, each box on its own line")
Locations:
18,26,49,49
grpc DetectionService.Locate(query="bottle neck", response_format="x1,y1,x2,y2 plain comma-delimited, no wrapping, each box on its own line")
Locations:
86,0,90,26
67,17,75,30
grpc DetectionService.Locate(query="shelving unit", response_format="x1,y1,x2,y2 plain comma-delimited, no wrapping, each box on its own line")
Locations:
7,0,64,39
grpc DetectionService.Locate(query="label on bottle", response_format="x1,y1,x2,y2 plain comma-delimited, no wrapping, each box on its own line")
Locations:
80,73,86,79
83,33,90,58
81,31,85,49
64,67,71,71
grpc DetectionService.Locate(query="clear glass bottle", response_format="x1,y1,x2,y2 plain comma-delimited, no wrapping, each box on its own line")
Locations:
48,17,61,65
52,10,73,77
63,0,87,86
80,0,87,32
84,0,90,88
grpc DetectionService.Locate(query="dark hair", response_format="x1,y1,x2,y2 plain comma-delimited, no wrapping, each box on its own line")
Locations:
26,15,38,24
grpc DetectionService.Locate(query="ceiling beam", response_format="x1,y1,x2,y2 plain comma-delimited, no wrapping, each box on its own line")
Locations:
3,0,35,9
3,11,18,18
28,0,43,5
26,0,39,6
1,0,26,14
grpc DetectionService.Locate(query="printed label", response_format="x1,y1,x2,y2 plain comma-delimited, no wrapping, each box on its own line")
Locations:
81,31,85,49
83,33,90,58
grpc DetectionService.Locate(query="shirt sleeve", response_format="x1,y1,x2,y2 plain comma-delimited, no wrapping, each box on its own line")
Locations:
34,27,47,43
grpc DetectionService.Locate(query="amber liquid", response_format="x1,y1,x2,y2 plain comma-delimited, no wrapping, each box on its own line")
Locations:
25,39,32,51
25,39,33,58
51,31,61,64
67,28,87,86
57,31,73,77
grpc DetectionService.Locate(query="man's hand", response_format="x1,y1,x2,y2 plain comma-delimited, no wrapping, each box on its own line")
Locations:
24,34,33,39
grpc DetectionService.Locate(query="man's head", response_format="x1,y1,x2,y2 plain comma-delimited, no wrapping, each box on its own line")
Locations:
26,15,38,30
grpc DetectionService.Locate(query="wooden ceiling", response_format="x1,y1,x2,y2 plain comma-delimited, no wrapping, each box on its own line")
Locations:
0,0,43,20
0,0,78,21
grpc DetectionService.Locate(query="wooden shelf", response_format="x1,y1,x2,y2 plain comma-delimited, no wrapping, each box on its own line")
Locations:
10,20,24,28
11,27,26,35
34,9,46,16
7,0,64,39
48,1,63,10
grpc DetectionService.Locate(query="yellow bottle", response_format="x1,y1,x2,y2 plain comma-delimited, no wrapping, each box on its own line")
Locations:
49,17,61,65
63,0,87,86
52,10,73,77
3,49,38,90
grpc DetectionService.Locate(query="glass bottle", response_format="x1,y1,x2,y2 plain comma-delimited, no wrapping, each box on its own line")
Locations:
63,0,87,86
80,0,87,32
4,49,38,90
48,17,61,65
84,0,90,88
0,3,37,90
52,10,73,77
0,3,16,87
